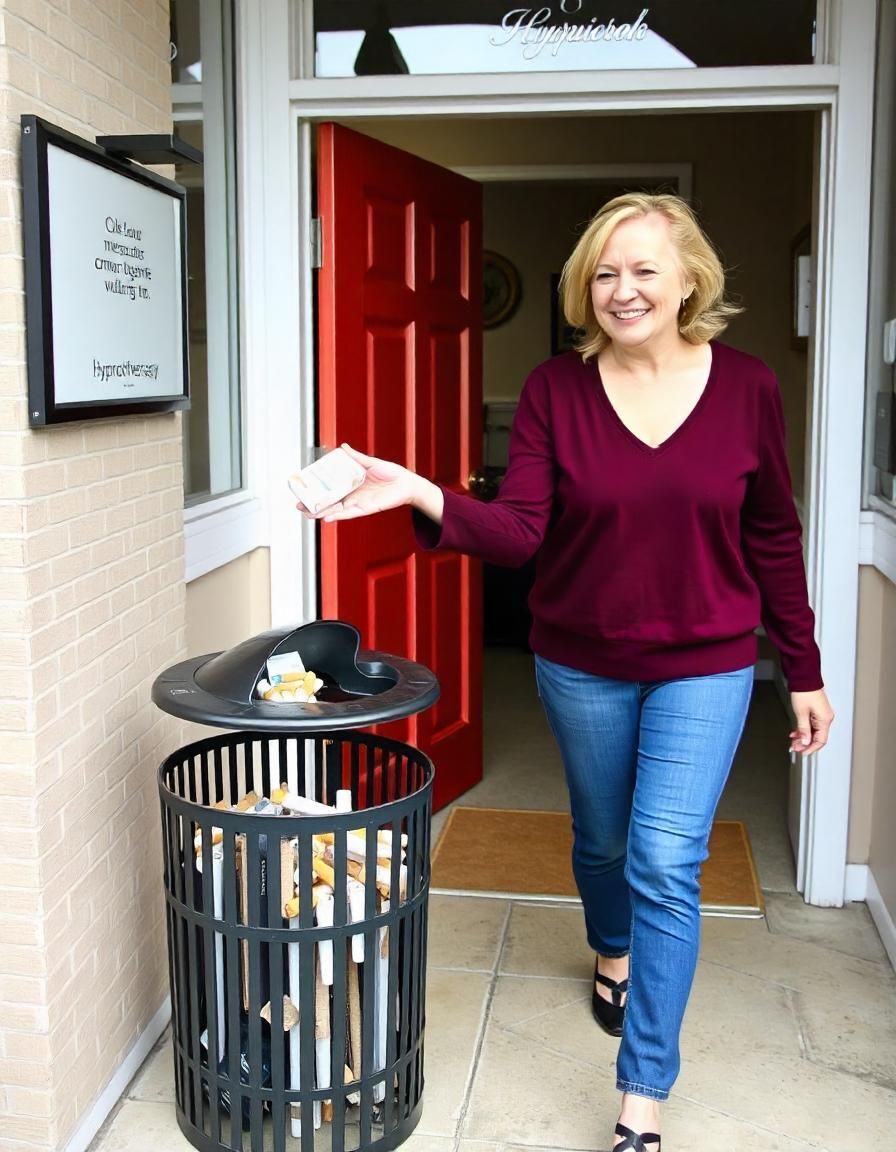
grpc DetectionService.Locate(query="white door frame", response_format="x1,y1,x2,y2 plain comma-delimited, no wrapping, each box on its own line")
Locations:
274,0,877,907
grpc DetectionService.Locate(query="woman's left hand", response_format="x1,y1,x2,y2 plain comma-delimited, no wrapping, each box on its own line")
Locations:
789,689,835,755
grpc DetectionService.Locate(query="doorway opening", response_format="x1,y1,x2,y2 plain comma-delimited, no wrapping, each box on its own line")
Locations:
318,107,817,899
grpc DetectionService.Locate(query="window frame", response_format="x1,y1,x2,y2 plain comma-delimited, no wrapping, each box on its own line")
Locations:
173,1,268,581
294,0,826,80
174,0,242,504
860,0,896,588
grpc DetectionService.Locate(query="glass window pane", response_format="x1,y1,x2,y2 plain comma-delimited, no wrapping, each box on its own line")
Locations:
172,1,242,504
171,0,202,83
175,123,211,498
310,1,817,77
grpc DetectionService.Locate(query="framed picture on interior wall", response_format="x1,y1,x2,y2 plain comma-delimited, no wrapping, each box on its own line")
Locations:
791,225,811,351
551,273,582,355
483,250,522,329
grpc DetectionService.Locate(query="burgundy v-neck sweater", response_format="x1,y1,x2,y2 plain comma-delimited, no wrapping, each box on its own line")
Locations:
414,341,823,691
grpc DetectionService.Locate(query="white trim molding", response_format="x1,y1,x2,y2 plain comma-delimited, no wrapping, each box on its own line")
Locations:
184,496,266,582
797,0,877,908
287,64,840,118
451,162,693,199
845,863,870,902
866,868,896,972
860,508,896,586
242,0,308,626
63,998,171,1152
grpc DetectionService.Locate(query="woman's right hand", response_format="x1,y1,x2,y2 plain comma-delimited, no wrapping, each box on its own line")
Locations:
298,443,444,524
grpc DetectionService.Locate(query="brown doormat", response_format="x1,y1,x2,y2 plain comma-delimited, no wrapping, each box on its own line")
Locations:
431,807,764,918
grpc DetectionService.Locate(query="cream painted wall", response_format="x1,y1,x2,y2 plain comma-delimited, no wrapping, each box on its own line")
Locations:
184,550,273,745
345,112,814,497
186,548,272,658
850,567,884,861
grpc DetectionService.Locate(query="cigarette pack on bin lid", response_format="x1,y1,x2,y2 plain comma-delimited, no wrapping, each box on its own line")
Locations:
151,619,439,732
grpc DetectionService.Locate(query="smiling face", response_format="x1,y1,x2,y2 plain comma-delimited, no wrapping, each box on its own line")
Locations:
589,212,693,351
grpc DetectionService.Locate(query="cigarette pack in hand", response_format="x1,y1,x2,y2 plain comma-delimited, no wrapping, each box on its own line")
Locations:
288,447,366,515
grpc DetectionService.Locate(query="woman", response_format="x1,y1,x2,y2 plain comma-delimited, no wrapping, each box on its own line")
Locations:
298,193,834,1152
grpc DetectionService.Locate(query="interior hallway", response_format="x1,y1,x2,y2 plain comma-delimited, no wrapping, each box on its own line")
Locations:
435,649,798,897
89,652,896,1152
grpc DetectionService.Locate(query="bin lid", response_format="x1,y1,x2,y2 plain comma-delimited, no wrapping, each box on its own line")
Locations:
151,620,439,732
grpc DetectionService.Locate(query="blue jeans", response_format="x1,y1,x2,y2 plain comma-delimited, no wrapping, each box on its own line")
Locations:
534,655,753,1101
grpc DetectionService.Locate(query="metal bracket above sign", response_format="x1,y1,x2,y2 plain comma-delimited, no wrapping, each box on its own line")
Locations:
96,133,203,166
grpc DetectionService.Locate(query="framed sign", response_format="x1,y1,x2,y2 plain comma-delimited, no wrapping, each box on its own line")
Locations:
483,250,521,329
22,115,190,425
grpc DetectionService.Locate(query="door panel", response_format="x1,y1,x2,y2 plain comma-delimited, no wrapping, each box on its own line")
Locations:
317,122,483,810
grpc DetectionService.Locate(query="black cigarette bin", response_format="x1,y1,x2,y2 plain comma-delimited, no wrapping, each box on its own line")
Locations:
152,620,440,1152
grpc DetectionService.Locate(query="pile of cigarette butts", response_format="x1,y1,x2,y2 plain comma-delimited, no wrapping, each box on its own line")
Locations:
195,783,408,1133
255,650,325,704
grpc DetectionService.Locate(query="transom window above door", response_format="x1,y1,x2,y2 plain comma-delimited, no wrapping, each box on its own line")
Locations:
305,0,818,77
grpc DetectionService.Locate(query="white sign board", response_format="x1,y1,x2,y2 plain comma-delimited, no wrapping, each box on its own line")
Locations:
48,145,184,403
23,116,189,425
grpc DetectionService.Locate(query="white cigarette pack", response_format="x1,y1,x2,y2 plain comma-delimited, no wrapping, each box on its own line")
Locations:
288,448,366,515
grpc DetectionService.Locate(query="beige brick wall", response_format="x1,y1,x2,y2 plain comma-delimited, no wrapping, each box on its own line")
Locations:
0,2,185,1148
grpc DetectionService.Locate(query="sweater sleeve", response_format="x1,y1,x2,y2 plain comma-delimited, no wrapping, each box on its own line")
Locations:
740,372,823,692
412,369,555,567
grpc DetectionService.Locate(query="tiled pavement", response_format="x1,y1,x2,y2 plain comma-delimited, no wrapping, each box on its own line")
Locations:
89,651,896,1152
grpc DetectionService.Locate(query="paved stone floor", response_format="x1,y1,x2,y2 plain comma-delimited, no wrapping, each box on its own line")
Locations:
89,651,896,1152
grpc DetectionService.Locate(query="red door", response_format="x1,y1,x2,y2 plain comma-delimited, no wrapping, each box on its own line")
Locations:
317,123,483,811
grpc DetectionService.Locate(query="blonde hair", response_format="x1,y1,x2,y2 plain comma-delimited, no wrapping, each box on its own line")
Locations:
559,193,742,361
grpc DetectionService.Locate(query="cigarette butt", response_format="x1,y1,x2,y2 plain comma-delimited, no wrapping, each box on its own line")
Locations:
234,791,260,812
193,827,223,850
281,837,296,919
316,892,335,985
374,862,407,899
315,954,332,1117
312,857,336,888
347,958,362,1085
260,996,300,1031
272,786,337,817
315,957,330,1039
377,830,408,849
314,830,382,865
348,877,365,962
284,885,325,919
322,1101,333,1123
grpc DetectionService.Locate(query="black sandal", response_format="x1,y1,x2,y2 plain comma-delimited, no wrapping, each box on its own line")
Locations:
614,1121,661,1151
592,958,628,1037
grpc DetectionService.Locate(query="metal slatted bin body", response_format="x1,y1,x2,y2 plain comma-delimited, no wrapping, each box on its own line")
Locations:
158,729,432,1152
